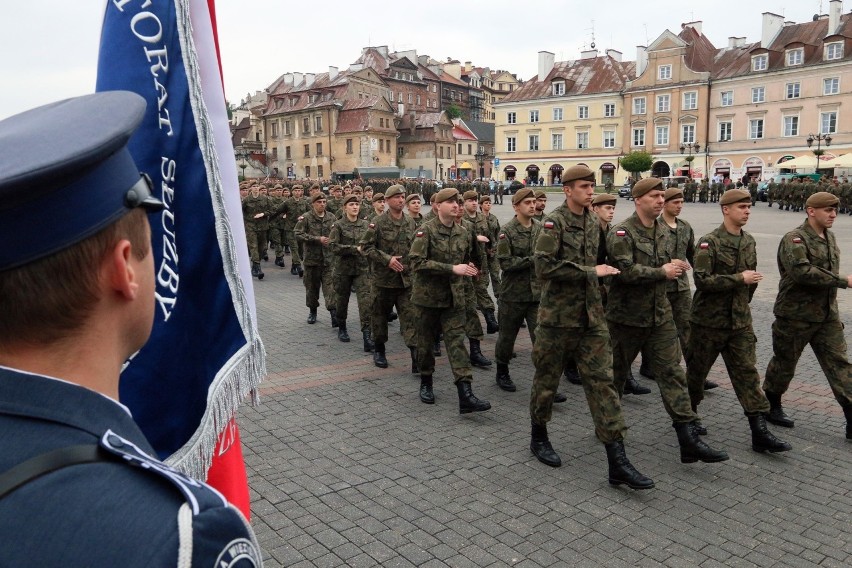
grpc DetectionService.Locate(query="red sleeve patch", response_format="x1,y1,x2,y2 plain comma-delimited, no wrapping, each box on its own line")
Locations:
543,221,555,229
369,223,376,229
615,229,627,237
416,230,424,237
699,242,709,249
499,233,506,239
297,216,304,221
791,236,803,244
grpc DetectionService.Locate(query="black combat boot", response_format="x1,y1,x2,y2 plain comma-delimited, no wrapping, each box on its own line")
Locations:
605,441,655,490
296,264,303,277
495,363,516,392
469,339,492,368
624,373,651,395
748,414,792,453
337,323,350,343
691,404,708,435
419,375,434,404
373,343,388,368
554,391,568,403
704,380,719,390
639,361,655,380
563,361,582,385
262,253,268,262
764,391,794,428
290,265,298,275
387,310,398,322
275,255,285,267
362,329,374,353
843,404,852,440
306,309,317,324
250,262,259,278
256,263,264,280
674,422,730,464
433,340,442,357
483,309,500,334
409,347,419,374
330,309,338,328
284,245,291,254
530,422,561,467
457,381,491,414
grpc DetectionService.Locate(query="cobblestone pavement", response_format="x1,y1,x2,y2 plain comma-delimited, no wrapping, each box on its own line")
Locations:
240,196,852,567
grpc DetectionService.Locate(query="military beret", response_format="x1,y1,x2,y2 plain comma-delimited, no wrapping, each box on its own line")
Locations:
512,188,536,205
310,183,320,191
664,187,684,202
592,193,618,206
385,185,405,199
434,188,460,204
806,191,840,208
535,190,547,199
292,184,303,190
273,184,283,189
562,164,596,184
364,185,373,192
0,91,164,271
311,192,327,203
372,193,386,203
462,190,479,201
405,193,421,203
479,194,491,204
342,194,360,205
719,189,751,206
430,193,438,203
632,177,664,198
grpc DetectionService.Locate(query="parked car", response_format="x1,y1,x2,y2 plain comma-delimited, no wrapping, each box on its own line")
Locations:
661,176,691,188
757,181,769,202
618,182,632,199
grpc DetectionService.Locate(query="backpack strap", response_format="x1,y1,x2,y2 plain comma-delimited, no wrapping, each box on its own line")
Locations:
0,444,109,499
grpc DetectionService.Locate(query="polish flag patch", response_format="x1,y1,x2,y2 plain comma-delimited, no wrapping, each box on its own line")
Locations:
699,242,710,249
499,233,506,239
297,216,304,221
416,231,424,237
369,223,376,228
791,236,802,244
615,229,626,237
543,221,555,229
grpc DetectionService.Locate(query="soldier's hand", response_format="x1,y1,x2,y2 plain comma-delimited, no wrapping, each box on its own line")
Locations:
672,259,691,271
452,263,478,277
741,270,763,285
388,256,404,272
662,262,683,280
847,275,852,287
253,213,264,219
595,264,620,277
318,236,330,246
477,235,489,243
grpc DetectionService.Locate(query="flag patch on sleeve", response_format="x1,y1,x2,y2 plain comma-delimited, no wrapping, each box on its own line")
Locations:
499,233,506,239
543,221,554,229
416,231,424,237
369,223,375,228
791,236,802,244
699,242,709,249
615,229,626,237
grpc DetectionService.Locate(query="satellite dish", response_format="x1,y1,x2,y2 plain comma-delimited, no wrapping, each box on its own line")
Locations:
591,41,596,49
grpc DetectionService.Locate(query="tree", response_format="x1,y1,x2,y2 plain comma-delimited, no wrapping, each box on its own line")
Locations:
619,151,654,180
446,104,462,119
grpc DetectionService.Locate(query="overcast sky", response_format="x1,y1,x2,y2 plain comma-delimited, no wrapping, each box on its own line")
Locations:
0,0,829,119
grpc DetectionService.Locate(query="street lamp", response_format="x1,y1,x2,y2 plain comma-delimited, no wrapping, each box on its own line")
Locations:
806,133,832,171
474,146,489,180
679,142,701,179
235,150,249,181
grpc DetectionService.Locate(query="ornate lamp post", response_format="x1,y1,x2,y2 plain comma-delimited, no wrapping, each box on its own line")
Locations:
474,146,489,180
679,142,700,179
235,150,249,181
806,133,832,171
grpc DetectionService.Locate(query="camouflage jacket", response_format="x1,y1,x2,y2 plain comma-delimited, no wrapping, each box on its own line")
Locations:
606,212,672,328
691,225,757,329
242,194,272,230
326,197,343,218
277,197,309,231
465,211,492,256
329,216,369,276
360,212,417,288
496,217,541,302
484,213,501,257
268,195,287,228
409,217,479,308
409,213,425,229
534,203,605,328
774,220,848,322
294,210,336,267
663,217,695,293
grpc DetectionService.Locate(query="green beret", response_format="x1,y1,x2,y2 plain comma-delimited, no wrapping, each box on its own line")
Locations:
512,188,537,205
562,164,596,184
462,190,478,201
311,193,327,203
806,191,840,208
479,194,491,204
371,193,385,203
592,193,617,206
719,189,751,206
664,187,684,202
405,193,421,203
342,194,360,206
632,177,663,198
534,190,547,199
385,185,405,199
434,188,460,204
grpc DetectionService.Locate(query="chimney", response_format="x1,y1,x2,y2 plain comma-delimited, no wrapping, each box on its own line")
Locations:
829,0,843,36
464,61,472,72
329,66,338,81
283,73,293,85
293,72,304,86
761,12,784,48
538,51,555,81
409,111,416,136
348,63,363,72
606,49,623,62
378,45,389,57
580,49,598,59
682,21,702,34
728,36,746,48
636,46,648,76
304,73,316,87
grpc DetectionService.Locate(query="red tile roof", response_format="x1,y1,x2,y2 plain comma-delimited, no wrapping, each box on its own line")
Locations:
501,55,635,102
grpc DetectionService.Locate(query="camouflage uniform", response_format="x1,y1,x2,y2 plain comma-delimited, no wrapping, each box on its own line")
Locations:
686,225,769,413
294,210,337,312
465,210,497,311
281,194,309,267
530,204,626,443
329,216,371,333
606,213,698,423
241,191,271,263
484,211,502,297
664,217,695,354
268,190,287,262
460,217,485,340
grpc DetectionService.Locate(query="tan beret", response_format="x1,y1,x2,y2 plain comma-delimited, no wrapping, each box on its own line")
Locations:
372,193,386,203
512,188,537,205
310,193,327,203
806,191,840,208
534,190,547,199
310,183,320,191
342,194,360,206
364,185,373,192
479,194,491,204
592,193,617,206
385,185,405,199
430,193,438,203
719,189,751,206
562,164,596,184
462,190,479,201
292,184,304,190
664,187,684,202
434,188,460,204
405,193,421,203
632,177,664,198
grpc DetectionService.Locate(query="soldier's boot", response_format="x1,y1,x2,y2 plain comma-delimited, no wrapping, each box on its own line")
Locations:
563,362,582,385
605,441,654,490
290,264,298,275
764,391,795,428
373,343,388,369
362,329,375,353
329,309,338,328
638,361,655,380
337,323,350,343
296,264,304,278
457,381,491,414
306,309,317,324
624,369,651,395
704,380,719,390
250,262,259,277
843,404,852,440
530,422,561,467
433,340,442,357
419,375,434,404
495,363,516,392
409,347,419,375
387,310,398,322
275,255,285,268
691,404,708,436
469,339,492,368
262,253,269,262
674,422,730,464
256,263,264,280
748,414,792,453
483,309,500,334
284,245,291,254
554,390,568,403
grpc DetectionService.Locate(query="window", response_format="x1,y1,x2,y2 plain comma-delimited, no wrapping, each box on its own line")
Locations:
657,94,670,112
507,111,516,124
379,140,384,153
824,77,840,95
655,125,669,146
604,103,616,117
284,120,292,135
633,97,646,115
658,64,672,80
782,116,799,137
578,105,589,119
305,166,310,178
751,87,765,103
303,144,310,157
576,132,589,149
821,111,838,134
439,146,443,158
314,115,323,132
552,133,563,150
553,107,563,121
285,146,292,159
346,139,353,154
506,136,516,152
786,82,800,99
826,42,844,60
718,121,732,142
530,110,539,123
552,81,565,95
416,94,421,105
270,121,279,137
752,54,768,71
632,127,646,147
786,49,803,66
397,92,402,102
317,165,323,178
682,124,695,144
603,130,615,149
721,91,733,107
749,119,764,139
467,144,472,155
271,147,278,160
529,134,539,151
458,143,463,154
302,117,310,134
683,92,697,110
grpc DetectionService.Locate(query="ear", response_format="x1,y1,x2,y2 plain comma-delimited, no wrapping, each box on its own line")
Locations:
109,239,139,300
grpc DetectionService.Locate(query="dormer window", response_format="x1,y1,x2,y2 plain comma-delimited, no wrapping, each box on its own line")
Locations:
752,54,768,71
826,42,844,60
658,64,672,80
552,81,565,96
786,48,803,66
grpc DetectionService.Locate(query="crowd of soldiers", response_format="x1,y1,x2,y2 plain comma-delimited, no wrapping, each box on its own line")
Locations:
240,169,852,491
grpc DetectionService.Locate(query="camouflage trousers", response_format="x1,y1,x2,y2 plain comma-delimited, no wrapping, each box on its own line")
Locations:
530,323,626,444
608,319,697,423
371,286,416,348
334,271,371,331
303,263,335,311
473,263,496,312
686,324,769,415
763,317,852,406
464,279,484,340
668,289,692,356
284,229,302,265
247,228,268,263
487,253,501,299
269,226,286,257
414,304,472,384
494,300,538,366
